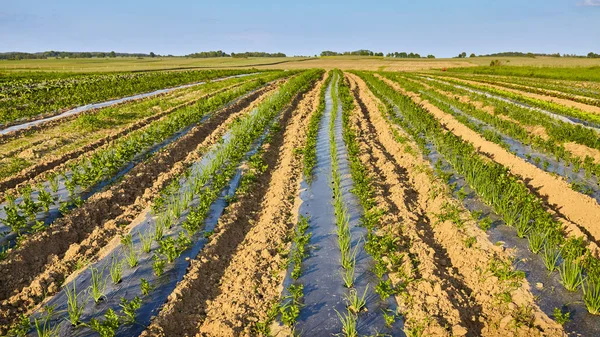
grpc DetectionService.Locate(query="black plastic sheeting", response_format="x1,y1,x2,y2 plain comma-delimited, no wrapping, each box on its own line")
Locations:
282,77,404,336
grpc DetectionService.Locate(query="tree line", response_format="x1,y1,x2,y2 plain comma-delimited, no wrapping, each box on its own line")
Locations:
320,50,384,57
456,51,600,58
0,51,159,60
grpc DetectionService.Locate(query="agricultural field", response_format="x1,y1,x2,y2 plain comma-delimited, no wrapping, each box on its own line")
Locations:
2,60,600,337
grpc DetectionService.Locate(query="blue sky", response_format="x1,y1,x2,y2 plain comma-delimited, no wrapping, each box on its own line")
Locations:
1,0,599,58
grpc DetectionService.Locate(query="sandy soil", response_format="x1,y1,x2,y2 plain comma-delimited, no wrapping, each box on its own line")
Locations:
347,73,563,337
378,76,600,253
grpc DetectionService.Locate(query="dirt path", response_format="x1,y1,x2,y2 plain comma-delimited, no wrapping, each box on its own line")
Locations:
347,73,563,337
140,79,318,337
378,76,600,251
0,83,284,334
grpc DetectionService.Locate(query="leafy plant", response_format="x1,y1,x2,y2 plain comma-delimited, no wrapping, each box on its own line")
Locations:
140,278,153,296
582,279,600,315
120,296,142,324
335,309,358,337
88,308,120,337
553,307,571,325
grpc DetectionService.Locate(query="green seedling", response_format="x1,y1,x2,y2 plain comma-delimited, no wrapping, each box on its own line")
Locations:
375,279,396,300
120,296,142,324
139,229,153,253
152,254,166,276
559,260,584,291
582,279,600,315
64,282,86,326
89,265,108,303
109,255,123,284
335,309,358,337
345,286,368,314
125,245,138,268
553,307,571,325
88,308,119,337
140,278,153,296
543,244,561,274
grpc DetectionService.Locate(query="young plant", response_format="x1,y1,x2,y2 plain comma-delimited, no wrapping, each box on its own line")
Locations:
553,307,571,325
152,254,166,276
125,245,138,268
582,279,600,315
109,255,123,284
543,243,561,273
120,296,142,324
34,306,60,337
345,286,368,314
139,229,153,253
375,279,396,300
527,228,546,254
559,260,584,291
335,309,358,337
64,282,86,326
383,309,397,328
140,278,153,296
89,266,108,303
88,308,120,337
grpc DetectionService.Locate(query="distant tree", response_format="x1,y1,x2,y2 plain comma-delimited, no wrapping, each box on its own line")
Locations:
458,52,467,58
97,52,106,58
150,52,156,58
427,54,436,58
109,51,116,58
588,52,600,58
469,53,476,57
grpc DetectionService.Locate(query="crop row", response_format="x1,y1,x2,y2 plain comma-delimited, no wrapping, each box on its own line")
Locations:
0,72,264,182
0,71,292,256
441,73,600,106
406,73,600,179
7,69,323,337
430,75,600,127
384,72,600,194
356,71,600,316
0,69,264,125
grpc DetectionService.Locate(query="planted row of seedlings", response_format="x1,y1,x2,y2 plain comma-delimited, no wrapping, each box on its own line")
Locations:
426,75,600,129
0,71,263,181
0,71,292,255
0,69,263,126
0,76,287,335
356,72,600,327
277,71,399,336
141,69,324,337
433,72,600,107
381,72,600,201
405,73,600,178
6,69,323,337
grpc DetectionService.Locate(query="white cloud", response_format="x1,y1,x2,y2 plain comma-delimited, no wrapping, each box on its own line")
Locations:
580,0,600,6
